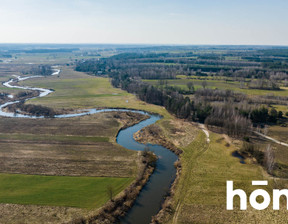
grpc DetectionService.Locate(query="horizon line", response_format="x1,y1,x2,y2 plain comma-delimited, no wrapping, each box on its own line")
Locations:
0,43,288,47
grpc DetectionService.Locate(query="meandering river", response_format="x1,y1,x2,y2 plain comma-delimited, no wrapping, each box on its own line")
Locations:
0,69,178,223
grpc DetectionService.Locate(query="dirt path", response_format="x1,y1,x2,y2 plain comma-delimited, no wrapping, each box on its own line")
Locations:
254,131,288,147
172,128,210,224
172,202,181,224
199,124,210,143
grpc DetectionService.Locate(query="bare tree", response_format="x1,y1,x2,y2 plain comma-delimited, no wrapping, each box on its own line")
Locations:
239,80,245,89
107,185,114,201
186,81,194,92
201,80,207,89
265,144,275,175
263,125,269,135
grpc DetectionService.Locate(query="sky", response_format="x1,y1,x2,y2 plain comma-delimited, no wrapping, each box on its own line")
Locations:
0,0,287,45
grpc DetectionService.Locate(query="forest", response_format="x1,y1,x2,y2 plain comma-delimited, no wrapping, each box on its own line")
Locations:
21,65,53,76
75,47,288,137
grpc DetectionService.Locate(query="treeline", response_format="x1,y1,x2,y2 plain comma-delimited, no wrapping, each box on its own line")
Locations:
205,105,252,137
75,54,236,78
7,101,55,117
0,93,9,103
239,106,283,124
263,61,288,70
22,65,53,76
76,58,178,79
156,80,195,95
110,74,212,122
219,69,288,80
194,87,288,107
10,48,79,54
195,88,246,102
75,54,285,137
15,91,39,101
195,88,284,124
248,79,280,90
113,76,253,136
0,54,12,58
259,49,288,57
76,53,288,81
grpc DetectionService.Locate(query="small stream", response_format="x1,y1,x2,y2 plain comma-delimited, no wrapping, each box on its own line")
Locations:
232,151,245,164
0,70,178,223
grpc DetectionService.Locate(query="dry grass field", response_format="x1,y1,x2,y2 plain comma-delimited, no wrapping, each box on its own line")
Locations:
161,130,288,223
1,58,287,223
0,111,146,223
0,112,143,177
0,64,160,223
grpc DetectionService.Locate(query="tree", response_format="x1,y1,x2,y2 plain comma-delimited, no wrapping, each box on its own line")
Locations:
201,80,208,89
186,81,194,93
269,108,278,123
263,125,269,135
265,144,274,175
106,185,114,201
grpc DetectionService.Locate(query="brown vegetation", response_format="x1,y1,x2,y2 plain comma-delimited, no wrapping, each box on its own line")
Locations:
0,111,151,223
0,203,94,224
72,151,157,224
205,106,252,137
0,112,147,177
134,124,182,155
7,101,56,117
14,90,39,101
133,118,200,224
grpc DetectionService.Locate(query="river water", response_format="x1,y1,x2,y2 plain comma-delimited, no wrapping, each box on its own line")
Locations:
0,70,178,224
118,115,178,224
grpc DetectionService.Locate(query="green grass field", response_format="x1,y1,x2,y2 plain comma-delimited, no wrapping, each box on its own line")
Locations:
167,131,288,223
2,60,287,223
144,78,288,97
0,174,132,209
267,125,288,144
0,67,150,211
20,66,172,118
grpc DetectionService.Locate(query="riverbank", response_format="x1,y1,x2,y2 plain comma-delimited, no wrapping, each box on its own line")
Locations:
0,69,179,223
132,119,198,224
162,131,288,223
73,151,157,224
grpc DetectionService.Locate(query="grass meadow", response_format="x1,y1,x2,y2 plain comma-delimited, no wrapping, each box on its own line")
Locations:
21,66,172,118
0,67,157,210
169,131,288,223
0,174,132,209
144,78,288,97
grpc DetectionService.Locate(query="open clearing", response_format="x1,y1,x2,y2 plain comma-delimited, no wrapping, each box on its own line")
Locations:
144,78,288,97
0,112,142,177
164,130,288,223
0,65,161,223
0,111,141,223
1,48,288,224
0,174,132,208
20,66,171,118
133,116,288,223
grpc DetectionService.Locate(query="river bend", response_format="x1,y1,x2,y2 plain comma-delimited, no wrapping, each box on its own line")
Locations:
0,70,178,224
